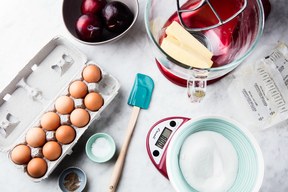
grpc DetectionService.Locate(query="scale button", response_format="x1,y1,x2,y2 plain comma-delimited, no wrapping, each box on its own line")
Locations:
153,150,160,157
170,120,176,127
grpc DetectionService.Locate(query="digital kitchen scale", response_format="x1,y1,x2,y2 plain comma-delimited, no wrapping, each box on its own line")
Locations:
146,116,265,192
146,116,190,178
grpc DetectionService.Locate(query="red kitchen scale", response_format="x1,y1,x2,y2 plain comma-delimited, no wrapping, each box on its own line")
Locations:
146,116,190,178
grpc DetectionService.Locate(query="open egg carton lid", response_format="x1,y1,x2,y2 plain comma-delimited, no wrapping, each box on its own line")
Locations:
0,36,120,181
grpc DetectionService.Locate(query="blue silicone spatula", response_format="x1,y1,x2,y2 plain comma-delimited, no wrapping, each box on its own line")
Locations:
109,73,154,192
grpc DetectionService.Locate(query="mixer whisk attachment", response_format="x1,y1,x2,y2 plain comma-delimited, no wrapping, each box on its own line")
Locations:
176,0,247,31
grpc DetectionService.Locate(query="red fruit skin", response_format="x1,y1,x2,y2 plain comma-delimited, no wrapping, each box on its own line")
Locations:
75,14,103,42
102,1,134,33
81,0,107,15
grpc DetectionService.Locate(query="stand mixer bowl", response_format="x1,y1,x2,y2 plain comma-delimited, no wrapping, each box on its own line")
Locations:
145,0,266,101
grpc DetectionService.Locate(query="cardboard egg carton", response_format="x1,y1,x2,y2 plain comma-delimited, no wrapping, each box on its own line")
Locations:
0,36,120,181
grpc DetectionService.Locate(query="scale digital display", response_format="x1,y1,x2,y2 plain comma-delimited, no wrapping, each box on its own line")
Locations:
155,127,172,149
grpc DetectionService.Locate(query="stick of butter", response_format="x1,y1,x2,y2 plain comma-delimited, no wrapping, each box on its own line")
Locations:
166,21,213,59
161,21,213,68
161,35,213,68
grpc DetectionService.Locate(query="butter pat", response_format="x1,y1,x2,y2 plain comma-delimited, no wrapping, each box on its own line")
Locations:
166,21,213,59
161,36,213,68
161,21,213,68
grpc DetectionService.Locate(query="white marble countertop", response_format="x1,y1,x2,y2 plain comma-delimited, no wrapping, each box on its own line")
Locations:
0,0,288,191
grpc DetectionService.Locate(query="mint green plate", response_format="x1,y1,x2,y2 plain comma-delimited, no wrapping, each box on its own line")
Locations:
166,116,264,192
85,133,116,163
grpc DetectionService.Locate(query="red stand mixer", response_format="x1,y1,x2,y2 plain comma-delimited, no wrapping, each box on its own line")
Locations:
145,0,271,101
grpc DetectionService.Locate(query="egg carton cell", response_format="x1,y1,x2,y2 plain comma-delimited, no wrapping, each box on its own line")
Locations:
0,113,20,138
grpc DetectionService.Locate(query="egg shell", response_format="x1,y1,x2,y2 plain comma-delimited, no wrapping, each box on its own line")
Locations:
55,96,74,114
84,92,104,111
69,80,88,98
70,108,90,128
42,141,62,161
40,112,61,131
10,144,31,165
55,125,76,144
26,127,46,148
82,64,102,83
27,158,48,178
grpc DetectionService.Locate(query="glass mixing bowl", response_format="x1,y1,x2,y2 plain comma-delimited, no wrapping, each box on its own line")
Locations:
144,0,266,102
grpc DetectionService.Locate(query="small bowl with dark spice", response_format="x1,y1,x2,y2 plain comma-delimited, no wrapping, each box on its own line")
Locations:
58,167,87,192
62,0,139,45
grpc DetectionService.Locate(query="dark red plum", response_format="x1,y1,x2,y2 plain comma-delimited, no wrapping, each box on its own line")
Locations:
102,1,134,33
75,14,103,42
81,0,107,15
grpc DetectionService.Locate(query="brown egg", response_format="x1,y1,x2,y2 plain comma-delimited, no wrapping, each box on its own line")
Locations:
69,80,88,98
40,112,60,131
10,145,31,165
26,127,46,147
55,96,74,114
27,158,47,178
55,125,76,144
84,92,104,111
42,141,62,161
70,108,90,128
82,64,102,83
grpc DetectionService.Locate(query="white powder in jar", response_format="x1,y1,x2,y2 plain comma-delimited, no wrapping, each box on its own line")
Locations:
179,131,238,192
91,137,111,158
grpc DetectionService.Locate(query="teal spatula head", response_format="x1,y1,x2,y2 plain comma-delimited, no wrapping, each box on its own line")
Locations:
128,73,154,109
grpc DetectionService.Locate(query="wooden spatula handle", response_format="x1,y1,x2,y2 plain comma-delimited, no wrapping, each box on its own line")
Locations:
108,106,141,192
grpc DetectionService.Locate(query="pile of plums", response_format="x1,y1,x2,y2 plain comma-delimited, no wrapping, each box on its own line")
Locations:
76,0,134,42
